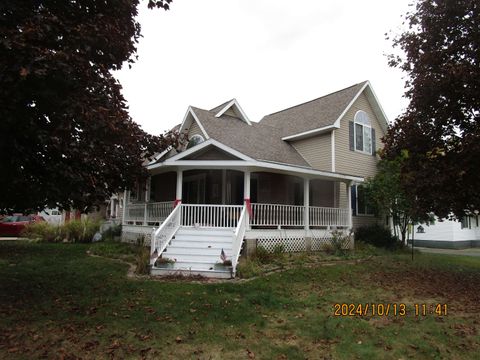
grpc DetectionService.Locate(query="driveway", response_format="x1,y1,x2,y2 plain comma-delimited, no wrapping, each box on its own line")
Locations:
416,247,480,257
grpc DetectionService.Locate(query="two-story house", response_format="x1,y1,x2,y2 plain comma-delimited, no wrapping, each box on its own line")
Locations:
121,81,389,277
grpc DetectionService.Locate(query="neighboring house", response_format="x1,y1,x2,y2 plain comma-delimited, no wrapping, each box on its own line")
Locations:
412,216,480,249
121,81,389,277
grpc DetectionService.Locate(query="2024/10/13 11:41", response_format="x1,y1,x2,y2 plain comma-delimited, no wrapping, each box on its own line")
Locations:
333,303,448,317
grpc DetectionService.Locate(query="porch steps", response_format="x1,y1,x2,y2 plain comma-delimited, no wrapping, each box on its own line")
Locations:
151,227,235,279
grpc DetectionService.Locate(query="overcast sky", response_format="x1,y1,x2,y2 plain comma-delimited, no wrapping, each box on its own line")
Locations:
115,0,412,136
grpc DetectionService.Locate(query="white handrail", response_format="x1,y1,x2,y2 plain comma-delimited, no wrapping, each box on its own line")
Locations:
181,204,243,228
231,206,248,277
150,204,181,265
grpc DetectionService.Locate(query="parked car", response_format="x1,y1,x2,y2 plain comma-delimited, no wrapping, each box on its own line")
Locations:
0,215,45,237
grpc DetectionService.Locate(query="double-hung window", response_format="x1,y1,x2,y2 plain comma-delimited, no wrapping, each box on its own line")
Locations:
354,111,372,154
351,184,374,216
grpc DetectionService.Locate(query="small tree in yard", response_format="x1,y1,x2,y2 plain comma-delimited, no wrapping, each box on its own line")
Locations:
364,152,417,244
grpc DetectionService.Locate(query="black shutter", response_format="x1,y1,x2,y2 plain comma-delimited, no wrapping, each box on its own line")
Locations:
349,121,355,151
351,185,357,216
371,128,376,156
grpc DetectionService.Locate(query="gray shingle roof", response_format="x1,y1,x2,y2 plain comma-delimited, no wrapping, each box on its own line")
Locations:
191,107,310,167
260,81,366,138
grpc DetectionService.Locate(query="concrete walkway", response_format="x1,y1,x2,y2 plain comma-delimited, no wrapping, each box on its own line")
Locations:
415,247,480,257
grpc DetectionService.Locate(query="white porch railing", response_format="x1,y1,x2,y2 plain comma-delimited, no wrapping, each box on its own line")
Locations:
232,206,248,276
250,203,305,227
181,204,243,228
147,201,175,223
150,204,181,265
125,203,145,223
125,201,174,225
309,206,349,227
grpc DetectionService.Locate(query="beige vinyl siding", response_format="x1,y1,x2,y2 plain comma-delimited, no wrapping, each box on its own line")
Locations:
335,92,386,229
335,92,384,177
290,133,331,171
223,107,238,118
187,120,205,139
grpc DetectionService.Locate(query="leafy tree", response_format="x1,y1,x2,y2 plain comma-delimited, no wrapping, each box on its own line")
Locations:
365,152,417,244
0,0,180,214
383,0,480,219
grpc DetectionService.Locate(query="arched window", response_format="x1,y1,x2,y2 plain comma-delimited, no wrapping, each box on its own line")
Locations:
186,134,204,149
354,111,372,154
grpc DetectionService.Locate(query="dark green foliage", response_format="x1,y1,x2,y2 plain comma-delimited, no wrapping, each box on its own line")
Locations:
355,224,398,249
384,0,480,219
0,0,178,214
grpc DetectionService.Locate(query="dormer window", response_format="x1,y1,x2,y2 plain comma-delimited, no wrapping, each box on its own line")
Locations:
187,134,205,149
354,111,372,154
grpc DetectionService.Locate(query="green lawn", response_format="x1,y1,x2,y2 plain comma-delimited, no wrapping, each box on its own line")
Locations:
0,241,479,359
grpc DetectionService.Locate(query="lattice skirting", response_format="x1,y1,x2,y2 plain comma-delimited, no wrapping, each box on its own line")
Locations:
311,229,354,250
121,225,154,246
256,230,306,253
252,229,354,253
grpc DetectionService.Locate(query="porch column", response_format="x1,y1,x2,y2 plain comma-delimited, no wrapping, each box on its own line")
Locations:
347,181,353,229
143,177,150,225
175,170,183,206
221,169,227,204
110,198,115,218
304,178,310,230
244,171,251,229
122,190,127,225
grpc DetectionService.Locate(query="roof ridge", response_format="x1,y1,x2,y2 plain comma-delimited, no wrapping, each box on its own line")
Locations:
262,81,367,119
209,99,235,113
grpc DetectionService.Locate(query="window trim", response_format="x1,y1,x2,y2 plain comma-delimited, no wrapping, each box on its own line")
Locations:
186,134,205,149
353,111,372,155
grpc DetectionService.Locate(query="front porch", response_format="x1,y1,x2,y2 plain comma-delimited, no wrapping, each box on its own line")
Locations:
123,169,353,231
121,163,360,278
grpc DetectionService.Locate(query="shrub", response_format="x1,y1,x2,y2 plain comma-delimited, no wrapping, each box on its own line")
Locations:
329,230,353,256
22,219,102,243
236,259,262,278
62,219,101,243
252,244,285,264
354,224,398,249
134,236,150,275
21,222,61,242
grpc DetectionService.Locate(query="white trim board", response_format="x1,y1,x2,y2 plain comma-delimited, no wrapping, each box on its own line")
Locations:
215,98,252,125
179,106,209,139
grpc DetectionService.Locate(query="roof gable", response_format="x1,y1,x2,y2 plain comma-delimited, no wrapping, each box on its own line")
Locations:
213,99,251,125
262,81,388,141
165,138,254,162
178,106,209,139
